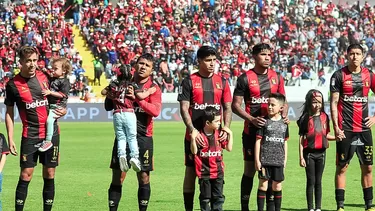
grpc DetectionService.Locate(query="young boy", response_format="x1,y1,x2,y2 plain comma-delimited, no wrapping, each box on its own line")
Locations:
255,93,289,211
190,107,233,211
0,133,10,210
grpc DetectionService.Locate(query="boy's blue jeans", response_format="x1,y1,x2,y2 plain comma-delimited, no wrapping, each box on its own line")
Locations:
113,111,138,158
46,104,59,141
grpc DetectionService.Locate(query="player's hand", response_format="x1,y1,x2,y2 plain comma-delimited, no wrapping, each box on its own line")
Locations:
106,91,116,100
42,89,51,96
283,116,290,125
365,116,375,128
255,160,262,171
334,127,345,141
126,85,136,100
251,116,266,128
53,107,67,119
300,158,306,167
9,141,17,156
191,129,206,147
147,87,157,95
218,127,230,142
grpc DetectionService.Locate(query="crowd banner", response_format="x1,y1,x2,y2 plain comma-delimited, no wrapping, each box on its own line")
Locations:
1,102,375,122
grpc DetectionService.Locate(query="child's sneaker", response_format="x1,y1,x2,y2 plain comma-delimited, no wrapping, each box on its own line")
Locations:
38,141,53,152
130,158,142,172
316,209,322,211
366,207,375,211
119,156,129,172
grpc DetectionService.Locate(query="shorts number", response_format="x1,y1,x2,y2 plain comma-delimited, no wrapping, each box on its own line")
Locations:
144,150,149,164
364,146,373,156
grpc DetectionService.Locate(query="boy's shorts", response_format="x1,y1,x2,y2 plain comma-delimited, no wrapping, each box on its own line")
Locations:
258,165,284,182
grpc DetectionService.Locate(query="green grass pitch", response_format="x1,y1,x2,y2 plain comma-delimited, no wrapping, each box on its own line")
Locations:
0,121,369,210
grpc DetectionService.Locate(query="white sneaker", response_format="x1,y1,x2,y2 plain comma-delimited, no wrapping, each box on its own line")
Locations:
119,156,129,172
309,209,314,211
130,158,142,172
316,209,322,211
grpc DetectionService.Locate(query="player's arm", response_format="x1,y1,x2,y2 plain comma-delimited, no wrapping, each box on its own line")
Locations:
101,86,109,96
222,79,232,128
299,136,306,167
5,106,16,156
135,85,162,117
284,125,289,167
365,71,375,127
178,77,195,133
221,127,233,152
190,137,198,155
277,73,289,121
254,136,262,171
232,74,253,122
330,71,345,140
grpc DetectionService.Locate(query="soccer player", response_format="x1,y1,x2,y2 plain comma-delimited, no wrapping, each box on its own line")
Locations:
177,46,232,211
232,43,287,211
106,53,162,211
330,44,375,211
191,107,233,211
5,46,66,211
255,93,289,211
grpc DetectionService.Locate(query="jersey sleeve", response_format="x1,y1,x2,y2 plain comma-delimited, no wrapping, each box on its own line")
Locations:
0,133,9,155
370,71,375,93
277,73,286,95
222,78,232,103
330,70,342,93
58,79,71,98
4,81,16,106
177,77,192,102
233,73,247,96
285,125,289,141
256,126,264,140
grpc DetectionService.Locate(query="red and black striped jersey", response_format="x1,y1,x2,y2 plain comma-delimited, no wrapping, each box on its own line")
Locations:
194,130,227,179
4,71,54,139
298,112,330,150
133,79,162,137
233,69,286,134
177,72,232,140
330,66,375,132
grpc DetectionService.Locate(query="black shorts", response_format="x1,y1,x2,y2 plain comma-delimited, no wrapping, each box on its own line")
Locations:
258,166,284,182
20,135,60,168
184,139,195,167
242,128,257,161
110,136,154,172
336,130,373,166
199,177,225,200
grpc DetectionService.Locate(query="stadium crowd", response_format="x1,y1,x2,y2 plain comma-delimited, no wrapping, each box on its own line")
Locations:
1,0,375,95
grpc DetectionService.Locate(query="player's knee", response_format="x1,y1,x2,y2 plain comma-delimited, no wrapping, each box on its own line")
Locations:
361,164,372,174
244,161,256,177
272,182,282,191
20,170,33,181
42,167,55,179
258,179,268,191
137,172,150,184
336,164,348,175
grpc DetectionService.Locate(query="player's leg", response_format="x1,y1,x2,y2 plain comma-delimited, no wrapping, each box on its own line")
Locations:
16,138,38,211
211,178,225,211
335,132,355,210
257,177,269,211
314,151,326,211
266,180,275,211
40,134,60,211
183,139,196,211
271,166,284,211
113,113,128,172
39,107,57,152
136,136,154,211
304,152,316,211
241,132,257,211
358,131,374,210
198,179,211,211
124,112,141,172
109,138,127,211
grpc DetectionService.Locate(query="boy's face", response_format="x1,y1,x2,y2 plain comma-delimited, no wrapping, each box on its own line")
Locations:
206,115,221,130
268,98,283,116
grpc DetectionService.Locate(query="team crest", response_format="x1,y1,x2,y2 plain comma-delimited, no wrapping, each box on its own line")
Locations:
194,83,201,88
21,87,28,92
331,78,335,86
42,81,49,89
22,154,27,161
247,149,252,156
345,80,351,85
271,78,277,85
365,81,369,87
179,86,183,94
250,80,258,86
341,153,345,160
216,82,221,89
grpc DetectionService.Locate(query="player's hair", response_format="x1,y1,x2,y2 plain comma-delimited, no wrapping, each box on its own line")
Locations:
136,53,154,66
197,46,217,60
118,64,132,82
202,107,221,125
269,93,286,105
252,43,272,55
51,57,72,75
297,89,327,132
347,43,364,54
18,46,38,61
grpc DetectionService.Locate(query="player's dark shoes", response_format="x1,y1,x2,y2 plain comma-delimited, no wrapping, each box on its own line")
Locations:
366,207,375,211
119,156,129,172
130,158,141,172
38,141,53,152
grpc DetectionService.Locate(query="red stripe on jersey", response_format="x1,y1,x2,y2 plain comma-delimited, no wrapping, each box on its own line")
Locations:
303,113,329,150
36,74,49,138
244,72,261,134
14,77,32,138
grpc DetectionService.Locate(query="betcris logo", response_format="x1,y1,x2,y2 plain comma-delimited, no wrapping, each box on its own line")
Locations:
193,103,220,110
251,97,269,104
265,136,284,143
200,150,222,157
343,95,368,103
25,99,48,109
